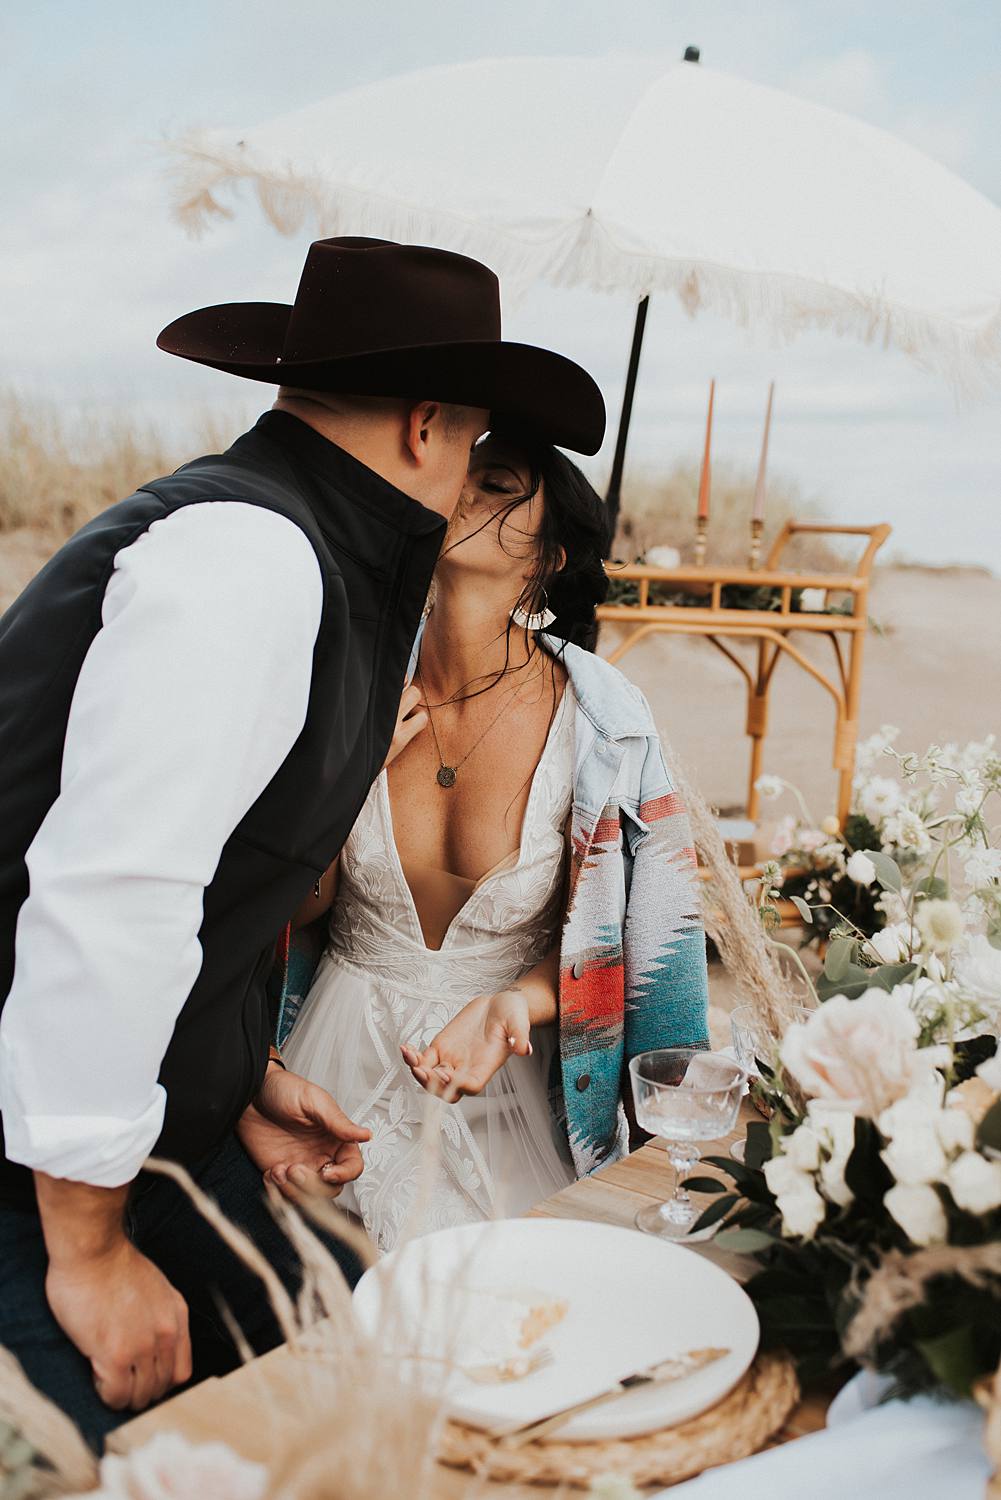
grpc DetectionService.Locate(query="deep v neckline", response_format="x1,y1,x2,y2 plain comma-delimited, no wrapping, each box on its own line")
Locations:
380,682,571,953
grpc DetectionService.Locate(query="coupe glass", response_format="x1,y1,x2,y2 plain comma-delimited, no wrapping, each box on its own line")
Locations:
629,1048,747,1242
729,1003,815,1162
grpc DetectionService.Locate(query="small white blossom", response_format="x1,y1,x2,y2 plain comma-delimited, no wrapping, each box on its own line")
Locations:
881,1128,948,1187
936,1108,975,1154
859,776,903,827
776,1182,827,1240
785,1124,822,1171
963,847,1001,891
884,1183,948,1246
867,922,912,964
821,815,841,837
770,813,797,857
856,726,901,774
882,807,932,855
808,1102,857,1207
955,779,984,817
846,850,877,886
946,1152,1001,1214
756,773,785,801
643,545,681,571
763,1153,811,1198
914,899,965,955
799,587,827,612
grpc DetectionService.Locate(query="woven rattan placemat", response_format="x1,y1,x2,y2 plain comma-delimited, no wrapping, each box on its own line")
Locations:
437,1351,799,1489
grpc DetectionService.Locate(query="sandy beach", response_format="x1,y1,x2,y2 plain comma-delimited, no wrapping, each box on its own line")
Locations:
1,531,996,826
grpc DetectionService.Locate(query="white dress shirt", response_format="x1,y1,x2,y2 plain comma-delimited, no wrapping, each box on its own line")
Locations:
0,502,323,1188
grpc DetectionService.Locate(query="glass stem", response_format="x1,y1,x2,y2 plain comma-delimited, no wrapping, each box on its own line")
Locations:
666,1144,700,1224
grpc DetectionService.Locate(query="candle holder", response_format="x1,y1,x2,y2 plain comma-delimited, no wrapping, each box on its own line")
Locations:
748,517,764,571
694,515,708,567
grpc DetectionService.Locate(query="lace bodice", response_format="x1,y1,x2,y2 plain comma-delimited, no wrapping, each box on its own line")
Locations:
283,684,577,1250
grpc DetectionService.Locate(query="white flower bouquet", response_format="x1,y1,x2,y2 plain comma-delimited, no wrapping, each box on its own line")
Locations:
694,973,1001,1396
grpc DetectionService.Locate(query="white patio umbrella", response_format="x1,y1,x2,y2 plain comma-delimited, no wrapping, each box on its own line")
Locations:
167,48,1001,525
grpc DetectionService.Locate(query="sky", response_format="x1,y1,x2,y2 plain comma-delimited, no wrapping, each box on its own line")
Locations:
2,0,1000,570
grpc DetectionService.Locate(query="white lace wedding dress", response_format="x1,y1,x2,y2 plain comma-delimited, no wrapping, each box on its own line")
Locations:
283,685,577,1251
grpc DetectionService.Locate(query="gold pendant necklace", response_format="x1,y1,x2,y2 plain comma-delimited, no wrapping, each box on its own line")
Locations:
416,665,524,789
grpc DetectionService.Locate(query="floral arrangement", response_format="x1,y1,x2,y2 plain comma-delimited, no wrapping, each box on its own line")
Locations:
755,729,1001,955
693,741,1001,1397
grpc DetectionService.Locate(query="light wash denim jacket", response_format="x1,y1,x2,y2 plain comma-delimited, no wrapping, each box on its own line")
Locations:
279,630,709,1178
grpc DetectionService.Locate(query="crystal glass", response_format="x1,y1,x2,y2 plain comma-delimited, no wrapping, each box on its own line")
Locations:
729,1003,815,1161
629,1049,747,1242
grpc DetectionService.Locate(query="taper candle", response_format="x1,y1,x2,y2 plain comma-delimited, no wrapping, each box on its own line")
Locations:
697,378,715,521
751,381,775,524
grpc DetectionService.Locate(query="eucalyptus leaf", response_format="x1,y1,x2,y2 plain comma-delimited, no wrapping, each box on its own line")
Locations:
913,875,948,901
862,848,903,893
689,1193,739,1234
823,936,855,983
715,1227,777,1253
790,895,813,924
816,962,876,1001
915,1326,980,1397
681,1176,729,1195
866,961,920,994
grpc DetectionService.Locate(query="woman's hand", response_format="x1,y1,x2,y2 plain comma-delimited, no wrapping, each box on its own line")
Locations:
384,682,428,769
401,990,532,1103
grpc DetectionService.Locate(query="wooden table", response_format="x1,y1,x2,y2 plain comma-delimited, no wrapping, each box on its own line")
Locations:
112,1105,834,1492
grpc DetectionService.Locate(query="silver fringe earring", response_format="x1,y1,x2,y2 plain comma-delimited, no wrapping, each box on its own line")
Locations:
511,588,556,631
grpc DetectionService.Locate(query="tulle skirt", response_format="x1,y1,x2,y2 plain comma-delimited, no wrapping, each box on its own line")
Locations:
283,948,576,1251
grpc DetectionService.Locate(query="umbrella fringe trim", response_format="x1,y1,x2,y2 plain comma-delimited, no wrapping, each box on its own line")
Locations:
164,133,1001,401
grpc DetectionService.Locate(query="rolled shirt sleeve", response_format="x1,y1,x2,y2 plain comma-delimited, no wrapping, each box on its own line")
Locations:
0,501,323,1186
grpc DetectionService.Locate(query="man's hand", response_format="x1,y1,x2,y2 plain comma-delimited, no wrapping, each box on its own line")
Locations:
238,1064,371,1201
45,1237,192,1412
401,990,532,1104
384,682,428,769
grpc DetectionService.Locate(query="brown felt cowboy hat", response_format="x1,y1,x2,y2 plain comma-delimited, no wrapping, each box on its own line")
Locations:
157,236,606,455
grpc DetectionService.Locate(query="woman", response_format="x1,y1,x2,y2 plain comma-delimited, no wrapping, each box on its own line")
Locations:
279,434,709,1250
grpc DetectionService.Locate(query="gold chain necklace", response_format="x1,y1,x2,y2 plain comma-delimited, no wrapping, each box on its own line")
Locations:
416,665,529,789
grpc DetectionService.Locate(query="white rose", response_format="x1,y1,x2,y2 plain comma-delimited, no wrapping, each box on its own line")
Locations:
884,1183,948,1246
846,851,877,887
946,1152,1001,1214
868,923,911,963
881,1127,948,1187
936,1108,975,1154
755,774,785,802
785,1124,822,1171
781,990,923,1118
915,899,965,955
799,587,827,613
954,934,1001,1009
763,1153,811,1198
777,1183,827,1240
644,544,681,570
860,776,902,827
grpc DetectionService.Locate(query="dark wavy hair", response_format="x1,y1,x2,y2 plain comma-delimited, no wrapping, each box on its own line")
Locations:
441,431,610,677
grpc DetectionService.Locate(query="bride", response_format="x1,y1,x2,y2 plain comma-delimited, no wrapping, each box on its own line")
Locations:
279,432,710,1250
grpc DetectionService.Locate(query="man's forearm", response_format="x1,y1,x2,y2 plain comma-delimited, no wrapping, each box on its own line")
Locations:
34,1172,130,1267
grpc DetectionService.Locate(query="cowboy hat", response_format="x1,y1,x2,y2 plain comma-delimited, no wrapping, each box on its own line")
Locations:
157,237,605,455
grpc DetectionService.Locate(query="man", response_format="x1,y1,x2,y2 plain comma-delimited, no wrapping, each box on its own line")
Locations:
0,236,604,1445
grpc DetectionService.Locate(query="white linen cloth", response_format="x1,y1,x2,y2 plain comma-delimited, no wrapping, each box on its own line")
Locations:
283,682,577,1250
0,502,323,1186
169,56,1001,392
660,1372,990,1499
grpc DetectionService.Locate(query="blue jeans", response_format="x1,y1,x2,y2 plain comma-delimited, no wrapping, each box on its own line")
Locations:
0,1136,361,1451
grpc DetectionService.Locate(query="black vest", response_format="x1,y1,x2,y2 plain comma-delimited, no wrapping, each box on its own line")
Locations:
0,411,444,1203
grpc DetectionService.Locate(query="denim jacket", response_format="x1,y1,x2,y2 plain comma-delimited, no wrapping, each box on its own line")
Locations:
279,631,709,1178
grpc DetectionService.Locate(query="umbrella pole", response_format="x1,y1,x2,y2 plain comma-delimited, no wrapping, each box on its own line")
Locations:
603,294,649,553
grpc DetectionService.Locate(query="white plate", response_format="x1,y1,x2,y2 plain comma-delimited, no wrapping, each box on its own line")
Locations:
352,1218,759,1441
